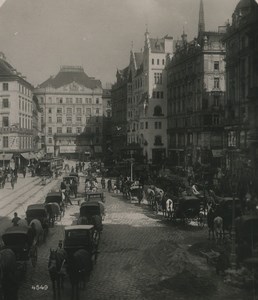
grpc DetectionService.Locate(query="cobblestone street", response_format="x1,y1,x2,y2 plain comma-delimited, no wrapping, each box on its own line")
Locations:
16,180,254,300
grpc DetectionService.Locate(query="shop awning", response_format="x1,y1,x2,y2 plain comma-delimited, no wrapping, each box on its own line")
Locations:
21,152,36,160
0,153,13,161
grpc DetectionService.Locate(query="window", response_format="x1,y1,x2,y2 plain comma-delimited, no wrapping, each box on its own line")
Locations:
76,116,82,122
3,98,9,108
214,61,219,70
67,108,72,114
154,73,162,84
76,108,82,114
48,108,52,113
155,122,162,129
96,108,99,115
213,96,220,107
212,115,220,125
96,98,99,104
86,108,91,116
3,136,8,148
86,127,91,133
57,127,62,134
66,98,73,104
157,59,159,65
140,122,144,129
76,127,81,134
154,105,162,116
57,97,63,104
96,116,99,123
154,135,162,145
162,59,165,65
48,117,52,123
67,116,72,123
3,83,8,91
214,78,220,89
152,58,154,65
145,122,148,129
2,116,9,127
48,127,52,134
57,108,62,114
48,138,52,144
96,127,99,135
67,127,72,133
57,117,62,123
76,98,82,104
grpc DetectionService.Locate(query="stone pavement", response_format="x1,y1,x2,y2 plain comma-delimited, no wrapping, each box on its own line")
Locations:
16,180,252,300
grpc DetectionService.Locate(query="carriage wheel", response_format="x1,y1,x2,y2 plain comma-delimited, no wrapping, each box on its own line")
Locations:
30,245,38,268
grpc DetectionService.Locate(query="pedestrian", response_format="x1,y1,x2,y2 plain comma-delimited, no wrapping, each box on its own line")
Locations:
82,161,85,170
101,177,106,189
107,179,112,193
22,167,26,178
71,166,75,173
10,175,15,189
79,162,82,172
11,212,21,226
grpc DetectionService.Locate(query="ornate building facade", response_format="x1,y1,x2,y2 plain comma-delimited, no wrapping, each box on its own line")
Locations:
34,66,103,159
223,0,258,192
167,0,226,178
0,52,41,167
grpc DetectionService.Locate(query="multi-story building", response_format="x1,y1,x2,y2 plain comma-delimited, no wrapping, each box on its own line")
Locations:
34,66,103,160
111,67,129,160
223,0,258,192
102,86,112,160
167,0,226,175
0,52,39,168
127,32,173,165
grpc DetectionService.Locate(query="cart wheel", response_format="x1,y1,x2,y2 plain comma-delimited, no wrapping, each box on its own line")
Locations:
30,245,38,268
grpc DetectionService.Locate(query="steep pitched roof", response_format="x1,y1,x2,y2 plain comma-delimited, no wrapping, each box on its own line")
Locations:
39,66,102,89
149,38,165,53
134,52,143,69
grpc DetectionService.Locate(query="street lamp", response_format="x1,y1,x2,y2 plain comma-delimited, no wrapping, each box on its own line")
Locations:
2,151,5,169
130,151,134,182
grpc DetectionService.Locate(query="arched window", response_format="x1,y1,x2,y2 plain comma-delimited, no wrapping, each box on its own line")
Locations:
153,105,163,116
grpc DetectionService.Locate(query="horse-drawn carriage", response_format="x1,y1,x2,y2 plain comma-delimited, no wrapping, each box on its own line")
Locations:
26,204,49,240
78,201,104,241
44,192,64,226
128,184,143,203
2,226,38,270
85,191,104,203
63,225,98,298
173,195,202,224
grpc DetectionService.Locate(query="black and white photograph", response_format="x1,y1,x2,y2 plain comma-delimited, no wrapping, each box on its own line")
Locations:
0,0,258,299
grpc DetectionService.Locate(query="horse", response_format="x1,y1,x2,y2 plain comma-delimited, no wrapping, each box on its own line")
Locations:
166,199,174,220
0,249,18,300
29,219,44,244
45,203,61,226
145,187,155,208
66,249,93,300
48,248,67,298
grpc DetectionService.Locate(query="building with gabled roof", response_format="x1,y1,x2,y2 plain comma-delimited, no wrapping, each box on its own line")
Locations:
34,65,103,159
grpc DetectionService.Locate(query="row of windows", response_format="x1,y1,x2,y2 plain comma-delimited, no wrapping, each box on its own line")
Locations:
47,137,100,144
19,97,32,113
43,97,101,105
19,84,32,97
47,116,100,123
46,107,100,115
152,58,165,66
152,91,164,99
154,73,163,84
2,136,32,149
139,121,162,130
48,126,100,134
128,135,163,145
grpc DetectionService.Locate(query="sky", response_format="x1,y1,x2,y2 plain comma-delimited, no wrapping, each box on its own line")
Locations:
0,0,239,87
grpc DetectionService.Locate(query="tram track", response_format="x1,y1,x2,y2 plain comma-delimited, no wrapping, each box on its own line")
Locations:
0,177,61,224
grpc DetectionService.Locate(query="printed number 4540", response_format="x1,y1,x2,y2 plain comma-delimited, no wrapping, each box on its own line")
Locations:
31,285,48,291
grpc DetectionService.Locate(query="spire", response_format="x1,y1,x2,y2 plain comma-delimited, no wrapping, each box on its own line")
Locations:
198,0,205,35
